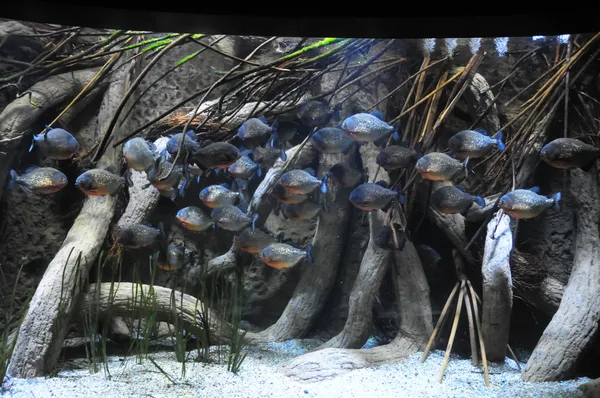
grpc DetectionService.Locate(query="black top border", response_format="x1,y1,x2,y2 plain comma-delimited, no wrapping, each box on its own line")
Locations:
2,2,599,38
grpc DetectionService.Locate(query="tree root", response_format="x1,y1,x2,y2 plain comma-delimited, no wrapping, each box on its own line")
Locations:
245,148,355,343
481,211,513,362
319,143,392,349
79,283,236,345
0,68,100,200
522,167,600,382
7,60,134,379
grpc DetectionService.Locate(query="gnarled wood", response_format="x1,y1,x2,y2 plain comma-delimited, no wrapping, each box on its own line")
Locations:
246,148,354,343
522,167,600,382
320,143,392,349
481,211,513,362
7,61,132,378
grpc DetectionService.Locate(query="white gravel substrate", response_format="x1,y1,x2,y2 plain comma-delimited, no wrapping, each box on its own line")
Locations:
1,340,592,398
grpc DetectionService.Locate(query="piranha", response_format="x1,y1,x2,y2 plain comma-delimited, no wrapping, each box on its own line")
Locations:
269,120,298,148
539,137,600,170
75,166,133,196
259,242,313,269
253,145,281,170
447,128,505,160
123,137,158,172
29,125,80,160
311,127,355,154
157,244,185,271
116,222,166,250
192,142,241,171
297,100,341,128
374,223,406,250
176,206,213,232
340,112,396,144
271,184,308,204
281,199,322,220
376,144,420,171
199,184,243,208
431,185,486,215
8,166,68,195
349,181,405,211
237,116,277,148
146,156,188,199
324,163,365,188
210,205,258,232
235,227,275,254
166,130,200,158
415,152,470,182
498,186,561,219
228,155,261,179
278,168,328,195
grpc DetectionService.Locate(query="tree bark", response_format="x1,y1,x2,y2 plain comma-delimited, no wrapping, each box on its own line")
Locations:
0,68,100,200
79,283,236,345
521,167,600,382
481,211,513,362
7,61,133,378
319,143,392,349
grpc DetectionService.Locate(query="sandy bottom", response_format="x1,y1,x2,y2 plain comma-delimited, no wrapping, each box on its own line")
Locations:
2,339,592,398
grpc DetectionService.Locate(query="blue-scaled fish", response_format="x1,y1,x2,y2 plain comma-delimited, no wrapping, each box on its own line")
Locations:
349,181,405,211
210,205,258,232
499,186,561,219
311,127,355,154
116,222,166,250
376,144,420,171
176,206,213,232
281,199,322,220
235,227,276,254
199,184,243,209
228,154,261,179
29,125,79,160
259,242,313,269
157,244,185,271
237,116,277,148
278,168,328,195
340,112,397,144
540,137,600,170
297,100,341,127
415,152,470,182
192,141,241,172
431,185,485,215
447,128,505,160
8,166,68,195
75,166,132,196
166,130,200,159
123,137,158,172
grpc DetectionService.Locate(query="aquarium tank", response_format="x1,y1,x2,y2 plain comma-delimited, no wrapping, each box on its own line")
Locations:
1,15,600,398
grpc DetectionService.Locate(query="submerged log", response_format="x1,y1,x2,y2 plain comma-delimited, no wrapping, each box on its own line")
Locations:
481,211,513,362
522,167,600,382
79,283,235,344
7,62,133,378
281,237,432,382
320,143,392,349
246,148,354,343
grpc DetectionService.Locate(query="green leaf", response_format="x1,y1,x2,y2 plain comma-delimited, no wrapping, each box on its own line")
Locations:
141,39,172,53
191,33,206,40
174,49,202,67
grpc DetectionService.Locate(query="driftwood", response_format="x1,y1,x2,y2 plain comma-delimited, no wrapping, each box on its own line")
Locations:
481,211,513,362
7,61,133,378
246,147,353,343
522,167,600,382
280,239,431,382
80,283,235,344
320,143,392,349
462,72,501,134
522,276,565,316
0,68,100,200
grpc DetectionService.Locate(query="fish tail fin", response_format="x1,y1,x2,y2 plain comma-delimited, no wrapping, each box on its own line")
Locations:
29,135,37,152
495,130,506,151
397,190,406,206
370,110,384,121
552,192,562,211
463,156,470,178
475,196,486,207
305,243,314,264
251,214,259,232
238,190,245,203
414,141,424,159
392,121,402,142
256,166,263,178
158,222,167,242
8,169,18,191
279,145,287,161
320,174,328,193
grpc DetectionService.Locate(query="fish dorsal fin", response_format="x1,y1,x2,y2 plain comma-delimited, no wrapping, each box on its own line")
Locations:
258,115,268,124
455,185,466,192
303,168,316,177
104,165,117,174
220,182,229,189
276,232,285,243
370,110,385,121
528,186,541,194
185,130,198,141
374,180,388,188
24,165,39,173
474,127,488,135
